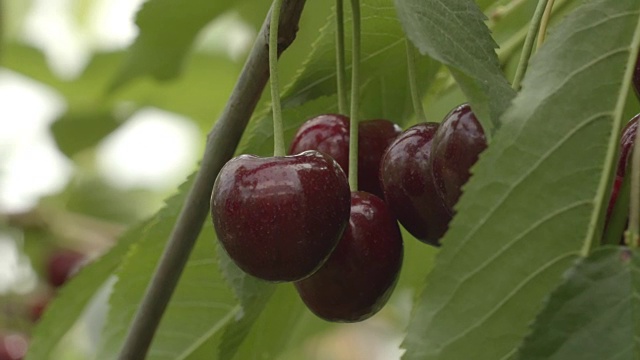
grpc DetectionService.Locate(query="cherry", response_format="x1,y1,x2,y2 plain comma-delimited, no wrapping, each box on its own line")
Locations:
380,123,452,246
211,150,351,282
27,295,50,323
289,114,350,171
294,191,403,322
288,114,401,198
358,120,403,197
616,114,638,178
46,249,85,288
430,104,487,211
606,114,638,224
0,332,28,360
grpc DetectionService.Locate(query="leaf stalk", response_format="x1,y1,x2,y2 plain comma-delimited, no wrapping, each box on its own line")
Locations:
335,0,347,115
536,0,556,49
271,0,286,157
405,39,427,123
512,0,550,91
348,0,360,191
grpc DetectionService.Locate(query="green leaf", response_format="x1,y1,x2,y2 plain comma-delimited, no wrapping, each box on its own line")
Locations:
394,0,517,134
213,248,276,360
284,0,438,121
402,0,640,359
50,107,123,158
223,285,307,360
1,43,64,90
26,221,143,359
517,247,640,360
95,175,240,360
3,43,242,133
110,0,242,90
116,53,242,131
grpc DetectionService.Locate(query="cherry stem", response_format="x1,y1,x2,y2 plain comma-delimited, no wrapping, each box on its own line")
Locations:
535,0,555,50
496,0,570,64
335,0,347,114
512,0,550,91
116,1,307,359
270,0,285,157
405,39,426,123
348,0,361,191
627,115,640,248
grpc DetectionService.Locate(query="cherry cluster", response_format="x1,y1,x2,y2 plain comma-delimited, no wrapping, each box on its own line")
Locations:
0,249,85,360
211,102,487,322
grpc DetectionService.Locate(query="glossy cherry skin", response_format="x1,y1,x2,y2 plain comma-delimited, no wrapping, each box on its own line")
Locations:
380,123,452,246
289,114,401,198
430,104,487,211
289,114,350,171
294,191,403,322
46,250,85,288
358,120,403,197
617,114,638,178
211,150,351,282
606,114,638,222
0,332,28,360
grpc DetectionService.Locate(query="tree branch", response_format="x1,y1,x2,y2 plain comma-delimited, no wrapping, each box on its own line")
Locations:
117,1,307,358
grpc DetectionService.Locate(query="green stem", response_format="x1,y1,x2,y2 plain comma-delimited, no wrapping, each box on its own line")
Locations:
270,0,285,157
405,39,426,123
348,0,360,191
535,0,555,50
335,0,347,114
511,0,550,91
116,1,307,358
627,115,640,248
496,0,569,64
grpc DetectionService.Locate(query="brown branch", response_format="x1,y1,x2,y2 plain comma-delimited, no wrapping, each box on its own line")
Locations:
117,1,307,359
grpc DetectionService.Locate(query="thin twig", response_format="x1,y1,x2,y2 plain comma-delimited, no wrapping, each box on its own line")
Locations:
117,1,307,358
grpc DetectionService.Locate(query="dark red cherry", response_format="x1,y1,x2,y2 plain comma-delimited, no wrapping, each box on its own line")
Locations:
358,120,403,197
294,191,403,322
288,114,401,198
430,104,487,211
606,114,638,224
211,150,350,282
617,114,638,178
27,295,50,323
380,123,452,246
0,332,28,360
46,250,85,288
289,114,350,171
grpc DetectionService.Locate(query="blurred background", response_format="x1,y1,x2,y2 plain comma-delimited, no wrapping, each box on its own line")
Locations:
0,0,248,358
